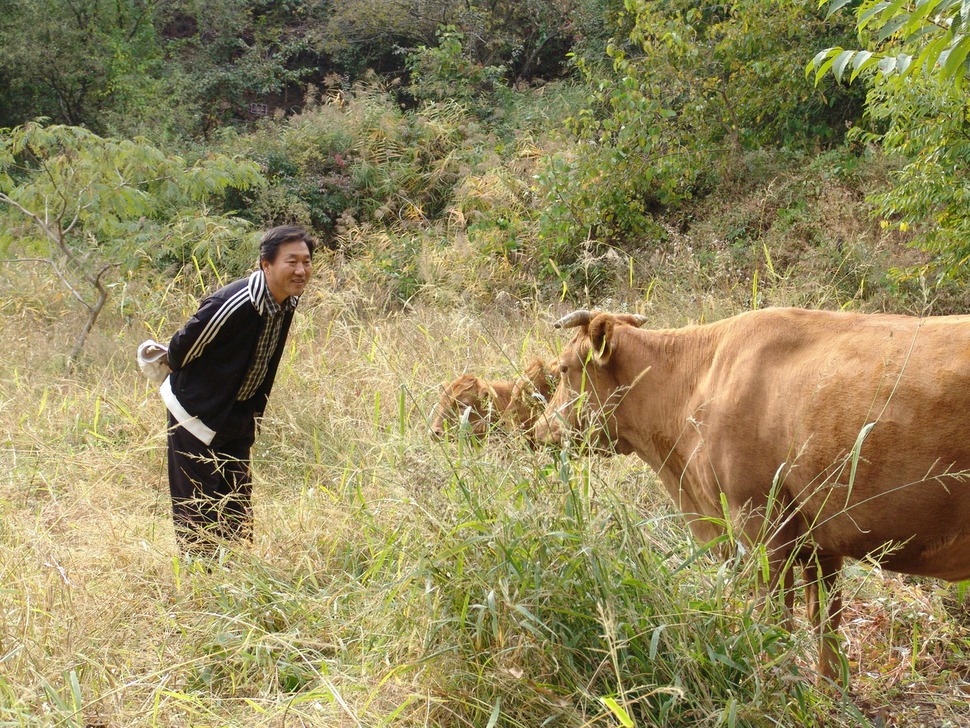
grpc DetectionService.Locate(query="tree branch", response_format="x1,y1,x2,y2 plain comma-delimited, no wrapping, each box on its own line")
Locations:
0,191,98,309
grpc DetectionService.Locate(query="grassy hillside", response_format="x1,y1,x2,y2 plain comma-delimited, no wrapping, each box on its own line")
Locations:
2,2,969,722
1,255,968,726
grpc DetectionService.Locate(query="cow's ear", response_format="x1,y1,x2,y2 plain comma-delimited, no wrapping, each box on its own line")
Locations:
588,315,616,365
616,313,649,328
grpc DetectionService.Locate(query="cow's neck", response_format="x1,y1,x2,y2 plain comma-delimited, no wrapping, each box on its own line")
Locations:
608,324,724,540
611,324,721,467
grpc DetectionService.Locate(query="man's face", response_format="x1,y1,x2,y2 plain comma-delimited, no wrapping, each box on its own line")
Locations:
262,239,313,303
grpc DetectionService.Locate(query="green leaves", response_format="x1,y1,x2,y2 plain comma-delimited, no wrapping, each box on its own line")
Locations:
810,1,970,287
1,121,262,258
405,27,509,118
811,0,970,89
809,48,879,83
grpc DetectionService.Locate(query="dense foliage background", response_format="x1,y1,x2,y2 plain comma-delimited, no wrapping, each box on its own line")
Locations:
3,0,969,325
1,1,969,726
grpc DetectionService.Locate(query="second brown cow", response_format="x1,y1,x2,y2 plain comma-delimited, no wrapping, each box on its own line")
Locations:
431,358,558,441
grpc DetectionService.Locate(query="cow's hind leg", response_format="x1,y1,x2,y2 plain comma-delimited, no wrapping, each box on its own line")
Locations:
803,554,845,685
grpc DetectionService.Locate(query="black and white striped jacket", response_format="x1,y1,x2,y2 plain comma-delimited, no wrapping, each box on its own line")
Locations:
161,270,295,444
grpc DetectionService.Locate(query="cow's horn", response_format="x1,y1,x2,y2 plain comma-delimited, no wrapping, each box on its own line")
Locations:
631,314,649,327
554,310,593,329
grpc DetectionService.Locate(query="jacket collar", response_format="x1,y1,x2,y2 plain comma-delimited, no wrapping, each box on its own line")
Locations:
247,269,298,316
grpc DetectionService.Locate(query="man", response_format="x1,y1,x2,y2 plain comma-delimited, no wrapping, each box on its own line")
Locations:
161,225,314,556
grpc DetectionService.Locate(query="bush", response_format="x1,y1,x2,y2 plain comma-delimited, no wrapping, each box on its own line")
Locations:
406,27,510,120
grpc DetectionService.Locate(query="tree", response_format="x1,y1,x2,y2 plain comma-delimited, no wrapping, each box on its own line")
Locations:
0,0,162,132
809,0,970,286
323,0,612,83
406,27,509,117
0,123,263,367
155,0,331,136
809,0,970,88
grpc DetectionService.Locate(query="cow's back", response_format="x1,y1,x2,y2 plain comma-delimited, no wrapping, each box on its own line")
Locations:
689,308,970,580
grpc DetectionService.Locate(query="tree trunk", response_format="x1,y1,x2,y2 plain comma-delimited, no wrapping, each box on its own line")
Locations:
67,263,113,371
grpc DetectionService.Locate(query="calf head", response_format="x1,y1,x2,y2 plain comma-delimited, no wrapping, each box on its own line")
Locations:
507,357,561,432
535,310,648,454
430,374,505,439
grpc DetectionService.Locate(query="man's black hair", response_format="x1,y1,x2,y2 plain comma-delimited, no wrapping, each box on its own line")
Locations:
259,225,315,263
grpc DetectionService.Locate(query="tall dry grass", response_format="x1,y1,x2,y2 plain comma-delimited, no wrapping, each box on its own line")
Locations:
0,266,967,727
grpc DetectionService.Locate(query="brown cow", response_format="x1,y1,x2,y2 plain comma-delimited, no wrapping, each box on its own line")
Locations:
535,307,970,682
431,358,559,440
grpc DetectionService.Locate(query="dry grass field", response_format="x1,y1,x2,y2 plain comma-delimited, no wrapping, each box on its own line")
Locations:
0,265,967,727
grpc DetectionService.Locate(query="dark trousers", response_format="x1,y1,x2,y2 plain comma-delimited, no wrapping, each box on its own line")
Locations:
166,409,256,556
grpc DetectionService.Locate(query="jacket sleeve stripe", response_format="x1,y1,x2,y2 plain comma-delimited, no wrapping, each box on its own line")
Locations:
181,288,252,366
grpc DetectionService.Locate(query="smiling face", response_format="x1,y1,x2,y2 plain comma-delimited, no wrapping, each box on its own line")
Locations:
261,239,313,303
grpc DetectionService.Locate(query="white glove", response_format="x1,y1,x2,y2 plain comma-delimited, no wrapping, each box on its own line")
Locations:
136,339,171,385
